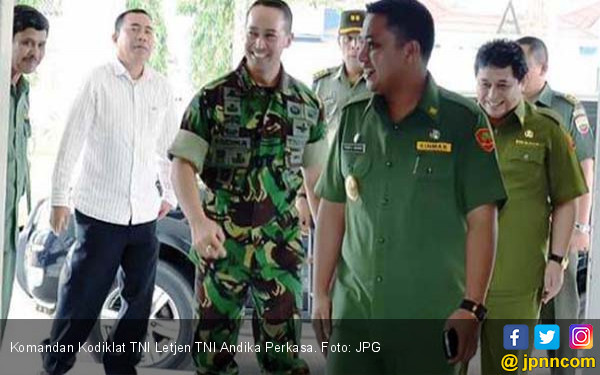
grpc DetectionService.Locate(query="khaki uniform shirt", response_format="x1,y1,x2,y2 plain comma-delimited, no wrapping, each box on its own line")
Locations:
312,65,369,144
316,76,506,319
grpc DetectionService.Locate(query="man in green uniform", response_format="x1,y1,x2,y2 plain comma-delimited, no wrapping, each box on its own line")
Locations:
169,1,327,374
517,36,594,375
2,5,49,344
313,1,506,374
474,40,587,375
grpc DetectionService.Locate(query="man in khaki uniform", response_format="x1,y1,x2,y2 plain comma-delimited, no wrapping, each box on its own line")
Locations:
312,9,369,144
313,1,506,374
518,36,594,375
475,39,587,375
298,10,369,233
2,5,49,344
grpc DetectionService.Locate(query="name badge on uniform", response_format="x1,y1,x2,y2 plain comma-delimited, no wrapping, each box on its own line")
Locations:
342,143,366,154
416,141,452,153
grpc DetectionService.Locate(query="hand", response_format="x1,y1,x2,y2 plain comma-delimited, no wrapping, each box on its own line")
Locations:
542,260,565,304
157,200,173,220
312,293,332,357
444,309,480,365
295,196,312,235
190,216,227,260
570,230,590,253
50,206,71,235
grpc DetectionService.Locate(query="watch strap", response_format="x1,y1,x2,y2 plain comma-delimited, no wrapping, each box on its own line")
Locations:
459,299,487,322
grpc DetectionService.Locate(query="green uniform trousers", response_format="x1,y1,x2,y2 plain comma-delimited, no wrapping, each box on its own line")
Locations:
540,251,580,375
1,197,18,344
481,289,541,375
192,231,309,375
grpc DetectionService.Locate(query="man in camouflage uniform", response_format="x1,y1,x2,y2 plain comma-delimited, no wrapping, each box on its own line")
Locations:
518,36,595,375
2,5,48,344
169,1,326,374
312,9,368,144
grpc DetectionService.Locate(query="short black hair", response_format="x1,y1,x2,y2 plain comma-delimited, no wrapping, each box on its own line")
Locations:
366,0,435,63
114,8,152,34
13,5,49,37
247,0,293,33
516,36,549,69
474,39,529,82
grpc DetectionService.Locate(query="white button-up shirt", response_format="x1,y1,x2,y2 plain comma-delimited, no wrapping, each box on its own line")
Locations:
51,59,178,225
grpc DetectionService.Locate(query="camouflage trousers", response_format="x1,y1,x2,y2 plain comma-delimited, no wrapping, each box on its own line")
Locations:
192,224,309,375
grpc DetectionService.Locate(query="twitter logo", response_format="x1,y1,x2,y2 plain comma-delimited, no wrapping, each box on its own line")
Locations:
535,325,560,350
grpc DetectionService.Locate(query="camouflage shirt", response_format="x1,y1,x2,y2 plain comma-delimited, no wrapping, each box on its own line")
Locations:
169,59,327,229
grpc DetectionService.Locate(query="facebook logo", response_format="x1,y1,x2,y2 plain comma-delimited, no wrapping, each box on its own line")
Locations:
504,325,529,350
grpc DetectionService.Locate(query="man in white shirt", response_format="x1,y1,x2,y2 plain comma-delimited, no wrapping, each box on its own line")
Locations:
41,9,178,375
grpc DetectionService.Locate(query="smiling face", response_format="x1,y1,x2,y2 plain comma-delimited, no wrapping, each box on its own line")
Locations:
358,13,413,96
12,27,47,78
476,65,523,120
113,12,155,67
244,5,292,79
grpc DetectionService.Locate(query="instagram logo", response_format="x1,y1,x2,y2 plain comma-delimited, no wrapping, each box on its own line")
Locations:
569,324,593,349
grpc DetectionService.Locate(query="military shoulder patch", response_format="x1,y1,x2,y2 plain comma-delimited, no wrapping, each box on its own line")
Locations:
475,128,495,153
312,66,337,83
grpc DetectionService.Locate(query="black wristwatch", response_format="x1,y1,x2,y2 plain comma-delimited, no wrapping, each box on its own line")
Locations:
460,299,487,322
548,253,568,270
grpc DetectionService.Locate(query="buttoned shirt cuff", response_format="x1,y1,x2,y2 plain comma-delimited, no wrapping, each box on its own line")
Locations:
168,130,209,174
303,138,328,168
50,191,70,208
161,188,178,209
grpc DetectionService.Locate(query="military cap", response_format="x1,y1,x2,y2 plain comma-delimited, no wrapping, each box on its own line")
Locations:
339,9,365,35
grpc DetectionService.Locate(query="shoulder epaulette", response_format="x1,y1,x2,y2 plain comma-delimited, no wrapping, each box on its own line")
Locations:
439,88,480,114
537,106,563,126
312,66,338,82
342,91,373,110
555,91,579,106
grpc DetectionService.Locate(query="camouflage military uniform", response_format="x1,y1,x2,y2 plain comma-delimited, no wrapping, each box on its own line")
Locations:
169,59,327,375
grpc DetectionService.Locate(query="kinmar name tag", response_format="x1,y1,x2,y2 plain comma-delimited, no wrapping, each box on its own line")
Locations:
342,143,366,153
416,141,452,153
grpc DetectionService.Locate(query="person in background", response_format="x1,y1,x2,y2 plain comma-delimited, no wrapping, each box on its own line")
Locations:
518,41,595,361
2,4,49,344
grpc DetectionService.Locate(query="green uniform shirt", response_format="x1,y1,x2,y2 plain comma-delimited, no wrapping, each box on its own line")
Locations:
316,75,507,319
534,83,594,161
312,65,369,144
5,76,31,252
490,100,587,294
169,59,327,237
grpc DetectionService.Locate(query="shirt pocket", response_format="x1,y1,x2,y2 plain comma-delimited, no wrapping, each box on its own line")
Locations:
340,151,372,178
285,134,308,170
504,146,545,180
413,152,454,182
